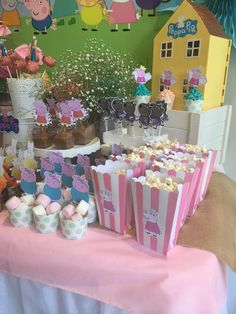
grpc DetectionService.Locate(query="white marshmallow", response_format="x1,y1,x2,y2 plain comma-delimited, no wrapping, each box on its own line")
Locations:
76,200,89,216
33,205,46,216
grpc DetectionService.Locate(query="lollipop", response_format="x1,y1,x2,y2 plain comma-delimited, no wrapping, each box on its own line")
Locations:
43,56,56,68
14,59,27,71
25,61,40,74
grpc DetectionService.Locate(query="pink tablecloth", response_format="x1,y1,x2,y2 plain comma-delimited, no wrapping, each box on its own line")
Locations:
0,210,226,314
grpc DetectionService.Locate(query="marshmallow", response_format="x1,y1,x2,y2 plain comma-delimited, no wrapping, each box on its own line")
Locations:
46,202,61,215
20,194,35,206
62,204,76,219
35,194,51,208
71,212,83,221
5,196,21,211
33,205,47,216
76,200,89,216
62,188,72,202
15,202,30,212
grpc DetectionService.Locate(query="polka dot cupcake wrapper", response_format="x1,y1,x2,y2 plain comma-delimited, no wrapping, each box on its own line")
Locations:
87,208,97,224
33,212,59,234
59,212,88,240
8,207,33,228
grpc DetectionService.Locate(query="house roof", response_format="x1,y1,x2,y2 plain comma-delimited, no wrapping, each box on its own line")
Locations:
188,0,228,39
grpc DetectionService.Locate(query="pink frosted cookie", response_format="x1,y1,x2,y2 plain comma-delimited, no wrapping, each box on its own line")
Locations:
46,202,61,215
5,196,21,211
35,194,51,208
62,204,76,219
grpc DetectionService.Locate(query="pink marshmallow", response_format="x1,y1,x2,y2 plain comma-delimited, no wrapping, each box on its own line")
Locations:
71,212,83,221
35,194,51,208
5,196,21,211
62,204,76,219
46,202,61,215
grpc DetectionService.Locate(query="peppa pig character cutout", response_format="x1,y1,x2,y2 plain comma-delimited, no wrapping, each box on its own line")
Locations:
20,167,37,195
46,98,57,118
123,100,136,126
133,66,151,84
24,0,56,35
1,0,22,32
109,0,140,32
84,165,94,194
67,99,88,121
61,162,76,188
40,156,54,179
100,189,115,214
71,175,89,203
43,171,61,201
48,151,63,173
58,102,75,128
144,208,161,238
161,70,176,88
188,68,207,87
33,100,51,126
76,154,90,176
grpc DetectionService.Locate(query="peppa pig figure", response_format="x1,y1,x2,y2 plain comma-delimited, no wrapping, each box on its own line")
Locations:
48,151,64,173
144,208,161,238
76,154,90,176
71,175,89,203
43,172,61,201
34,100,51,126
20,167,37,195
59,102,74,126
61,162,76,188
1,0,21,31
24,0,54,35
188,68,207,87
68,99,87,120
40,157,54,179
101,189,115,214
133,66,151,84
162,70,176,87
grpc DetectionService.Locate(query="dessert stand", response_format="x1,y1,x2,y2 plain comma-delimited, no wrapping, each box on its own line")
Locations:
34,137,101,158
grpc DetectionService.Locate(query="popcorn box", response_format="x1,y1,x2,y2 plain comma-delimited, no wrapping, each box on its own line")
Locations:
151,161,200,226
8,206,33,228
33,211,59,234
131,172,189,255
164,151,211,216
91,160,141,234
199,150,217,201
59,211,88,240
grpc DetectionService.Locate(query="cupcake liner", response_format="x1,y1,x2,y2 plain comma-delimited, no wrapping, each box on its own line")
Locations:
59,211,87,240
8,206,33,228
33,211,59,234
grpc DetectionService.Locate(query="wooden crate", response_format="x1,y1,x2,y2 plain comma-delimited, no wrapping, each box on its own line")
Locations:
164,105,232,164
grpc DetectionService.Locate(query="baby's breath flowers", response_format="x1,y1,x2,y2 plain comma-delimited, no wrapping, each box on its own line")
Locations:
42,38,137,117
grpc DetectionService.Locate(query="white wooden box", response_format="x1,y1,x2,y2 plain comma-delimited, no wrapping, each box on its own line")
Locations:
163,105,232,164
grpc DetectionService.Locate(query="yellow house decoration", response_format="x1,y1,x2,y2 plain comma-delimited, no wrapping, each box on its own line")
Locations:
151,0,232,111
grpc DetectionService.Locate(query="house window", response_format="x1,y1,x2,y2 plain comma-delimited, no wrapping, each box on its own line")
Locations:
160,42,173,59
182,78,193,94
186,40,200,58
159,77,170,92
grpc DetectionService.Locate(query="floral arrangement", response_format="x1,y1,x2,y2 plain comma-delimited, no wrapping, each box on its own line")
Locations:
43,39,137,116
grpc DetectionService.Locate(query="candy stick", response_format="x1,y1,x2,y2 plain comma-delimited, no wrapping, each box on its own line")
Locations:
158,125,162,137
104,119,108,132
6,66,12,78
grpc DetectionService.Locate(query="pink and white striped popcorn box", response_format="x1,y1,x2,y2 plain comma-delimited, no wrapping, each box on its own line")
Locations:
91,160,141,234
131,171,189,255
151,160,200,225
167,150,217,216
